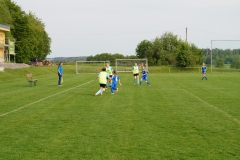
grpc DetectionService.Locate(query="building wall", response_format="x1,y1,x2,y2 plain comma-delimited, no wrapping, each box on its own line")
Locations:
0,31,5,44
0,31,5,62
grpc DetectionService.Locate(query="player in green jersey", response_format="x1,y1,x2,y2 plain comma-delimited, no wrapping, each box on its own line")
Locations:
94,67,110,96
105,62,113,89
132,63,139,85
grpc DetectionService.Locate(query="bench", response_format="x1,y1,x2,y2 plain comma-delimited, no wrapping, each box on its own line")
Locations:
26,74,38,86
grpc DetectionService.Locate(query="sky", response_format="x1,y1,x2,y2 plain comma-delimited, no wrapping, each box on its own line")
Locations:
14,0,240,58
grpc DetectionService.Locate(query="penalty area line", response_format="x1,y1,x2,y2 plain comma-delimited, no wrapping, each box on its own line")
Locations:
164,77,240,125
0,80,94,118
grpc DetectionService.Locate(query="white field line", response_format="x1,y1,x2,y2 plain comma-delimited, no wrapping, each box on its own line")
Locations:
164,78,240,125
0,80,94,117
181,88,240,125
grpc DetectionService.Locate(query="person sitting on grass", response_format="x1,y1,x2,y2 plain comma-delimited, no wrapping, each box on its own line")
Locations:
110,70,122,94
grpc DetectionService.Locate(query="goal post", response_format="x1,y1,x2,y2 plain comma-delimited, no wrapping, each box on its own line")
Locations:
76,61,110,74
210,40,240,73
115,59,148,73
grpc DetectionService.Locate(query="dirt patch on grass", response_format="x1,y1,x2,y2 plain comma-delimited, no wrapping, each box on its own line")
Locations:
0,63,29,69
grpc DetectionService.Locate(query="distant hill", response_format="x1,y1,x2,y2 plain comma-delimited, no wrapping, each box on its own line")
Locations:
46,56,87,62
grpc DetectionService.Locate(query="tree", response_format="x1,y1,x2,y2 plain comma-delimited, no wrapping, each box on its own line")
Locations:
151,37,162,65
0,0,12,25
158,32,179,65
6,0,32,62
135,40,152,58
176,41,191,67
230,60,240,69
26,12,51,59
215,58,224,68
135,31,202,66
86,53,136,65
2,0,51,62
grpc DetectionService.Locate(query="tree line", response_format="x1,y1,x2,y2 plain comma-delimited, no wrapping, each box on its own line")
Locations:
0,0,51,63
2,0,240,67
87,32,203,67
203,48,240,68
86,53,138,65
87,32,240,68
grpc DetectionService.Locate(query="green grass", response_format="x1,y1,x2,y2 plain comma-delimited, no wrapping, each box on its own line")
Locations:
1,65,240,159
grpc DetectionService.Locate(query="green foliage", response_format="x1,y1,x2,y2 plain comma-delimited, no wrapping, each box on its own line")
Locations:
0,0,51,63
215,58,225,68
0,0,12,25
204,49,240,65
135,39,152,58
86,53,137,65
135,32,202,67
26,12,51,59
230,60,240,69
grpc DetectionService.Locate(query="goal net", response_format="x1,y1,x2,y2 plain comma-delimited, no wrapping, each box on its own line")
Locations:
115,59,148,73
76,61,110,74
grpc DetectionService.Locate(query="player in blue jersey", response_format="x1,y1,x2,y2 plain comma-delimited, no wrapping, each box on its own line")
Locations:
110,70,122,94
140,65,151,86
201,63,207,80
57,62,63,86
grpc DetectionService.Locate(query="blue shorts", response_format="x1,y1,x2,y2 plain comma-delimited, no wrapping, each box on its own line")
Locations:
202,71,206,74
111,82,117,89
142,76,148,81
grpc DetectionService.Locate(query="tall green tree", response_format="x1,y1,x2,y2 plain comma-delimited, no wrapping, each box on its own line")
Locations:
0,0,12,25
2,0,51,62
135,40,152,58
215,58,224,68
26,12,51,59
135,31,202,67
158,32,179,65
176,41,191,67
6,0,31,62
151,37,163,65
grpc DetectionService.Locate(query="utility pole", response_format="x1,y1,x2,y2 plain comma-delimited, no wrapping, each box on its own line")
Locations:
186,27,187,42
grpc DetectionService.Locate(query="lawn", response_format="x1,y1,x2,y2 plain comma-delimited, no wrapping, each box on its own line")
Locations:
0,65,240,159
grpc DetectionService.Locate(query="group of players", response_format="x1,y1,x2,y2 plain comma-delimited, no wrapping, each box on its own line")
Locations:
94,62,151,96
94,62,208,96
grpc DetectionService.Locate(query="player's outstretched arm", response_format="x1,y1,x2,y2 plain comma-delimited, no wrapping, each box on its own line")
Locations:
119,80,122,85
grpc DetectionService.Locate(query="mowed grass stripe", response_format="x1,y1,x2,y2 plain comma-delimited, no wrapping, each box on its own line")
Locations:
162,73,240,123
0,74,95,116
160,74,240,124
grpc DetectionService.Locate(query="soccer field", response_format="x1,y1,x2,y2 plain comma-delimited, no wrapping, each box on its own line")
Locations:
0,68,240,159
